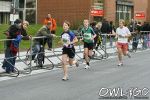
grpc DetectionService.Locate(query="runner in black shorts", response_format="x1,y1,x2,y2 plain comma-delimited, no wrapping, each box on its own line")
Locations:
61,20,79,81
62,47,75,58
84,42,94,50
81,19,96,69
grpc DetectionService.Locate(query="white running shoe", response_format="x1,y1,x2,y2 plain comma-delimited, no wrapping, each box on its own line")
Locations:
117,63,123,66
84,65,90,69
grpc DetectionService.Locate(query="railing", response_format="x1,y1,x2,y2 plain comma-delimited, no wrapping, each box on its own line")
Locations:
0,31,150,77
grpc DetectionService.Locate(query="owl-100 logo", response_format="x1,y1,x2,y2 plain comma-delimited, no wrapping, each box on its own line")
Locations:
98,87,149,99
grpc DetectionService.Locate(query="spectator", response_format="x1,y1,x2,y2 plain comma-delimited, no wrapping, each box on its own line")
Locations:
95,22,102,50
128,18,137,32
2,19,30,73
101,19,110,45
31,21,56,60
43,14,57,50
109,21,116,47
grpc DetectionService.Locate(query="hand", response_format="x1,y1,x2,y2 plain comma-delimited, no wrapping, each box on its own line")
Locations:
90,37,94,41
118,34,124,38
80,38,83,41
28,35,32,39
52,34,56,37
21,35,23,38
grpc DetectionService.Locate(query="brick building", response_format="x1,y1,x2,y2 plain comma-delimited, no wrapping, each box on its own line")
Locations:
37,0,150,25
37,0,92,26
0,0,149,25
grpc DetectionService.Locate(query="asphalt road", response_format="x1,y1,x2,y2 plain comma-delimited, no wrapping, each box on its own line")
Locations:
0,50,150,100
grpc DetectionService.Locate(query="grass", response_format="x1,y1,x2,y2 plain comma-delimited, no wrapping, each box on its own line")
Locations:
0,24,63,53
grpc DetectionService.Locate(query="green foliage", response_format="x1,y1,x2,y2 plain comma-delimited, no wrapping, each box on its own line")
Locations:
0,24,63,53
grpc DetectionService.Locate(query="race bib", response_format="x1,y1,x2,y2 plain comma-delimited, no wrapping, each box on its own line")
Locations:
61,33,70,46
83,33,92,42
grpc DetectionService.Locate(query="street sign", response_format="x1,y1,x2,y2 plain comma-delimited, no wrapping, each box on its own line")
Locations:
91,9,104,16
135,12,145,18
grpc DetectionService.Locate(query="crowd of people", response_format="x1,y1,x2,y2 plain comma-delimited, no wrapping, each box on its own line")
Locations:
1,14,150,80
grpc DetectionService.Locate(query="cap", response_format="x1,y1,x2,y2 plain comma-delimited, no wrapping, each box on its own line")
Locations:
14,19,22,24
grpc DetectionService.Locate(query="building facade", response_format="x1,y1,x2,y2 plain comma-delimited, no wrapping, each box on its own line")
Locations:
37,0,150,25
0,0,11,24
0,0,149,24
37,0,92,26
133,0,148,22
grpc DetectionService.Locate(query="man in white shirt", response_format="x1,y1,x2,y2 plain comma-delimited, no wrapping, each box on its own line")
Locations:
116,20,131,66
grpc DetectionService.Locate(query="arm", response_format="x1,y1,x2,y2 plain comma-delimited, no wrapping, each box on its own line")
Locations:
21,29,31,40
91,28,97,40
71,36,78,44
41,28,54,38
52,19,57,31
125,27,131,38
43,19,47,25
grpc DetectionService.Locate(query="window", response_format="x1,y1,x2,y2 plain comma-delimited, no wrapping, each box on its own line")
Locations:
19,0,24,8
116,4,132,21
26,9,36,23
26,0,36,8
18,0,37,23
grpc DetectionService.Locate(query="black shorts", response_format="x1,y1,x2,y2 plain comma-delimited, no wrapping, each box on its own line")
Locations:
62,47,75,58
84,42,94,50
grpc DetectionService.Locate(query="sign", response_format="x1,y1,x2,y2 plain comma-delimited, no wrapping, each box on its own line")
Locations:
91,9,104,17
10,14,19,21
135,12,145,18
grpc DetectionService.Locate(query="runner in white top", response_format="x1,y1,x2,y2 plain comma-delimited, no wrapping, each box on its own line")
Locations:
116,20,131,66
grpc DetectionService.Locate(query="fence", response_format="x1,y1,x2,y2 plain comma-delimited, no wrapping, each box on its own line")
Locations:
0,31,150,77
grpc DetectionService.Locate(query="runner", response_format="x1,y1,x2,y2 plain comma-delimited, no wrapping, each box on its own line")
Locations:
61,20,79,81
81,19,96,69
116,20,131,66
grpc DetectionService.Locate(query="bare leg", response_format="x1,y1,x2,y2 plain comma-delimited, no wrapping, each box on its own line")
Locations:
62,54,68,80
117,47,123,64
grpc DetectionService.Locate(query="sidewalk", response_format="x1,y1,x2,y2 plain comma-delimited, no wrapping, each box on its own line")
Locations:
0,42,145,73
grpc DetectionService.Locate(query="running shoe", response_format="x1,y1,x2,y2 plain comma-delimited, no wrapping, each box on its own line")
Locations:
62,76,69,81
84,65,90,69
118,63,123,66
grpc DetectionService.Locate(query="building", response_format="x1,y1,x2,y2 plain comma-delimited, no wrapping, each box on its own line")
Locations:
0,0,150,25
133,0,149,22
35,0,150,25
148,0,150,22
0,0,11,24
0,0,36,24
37,0,92,26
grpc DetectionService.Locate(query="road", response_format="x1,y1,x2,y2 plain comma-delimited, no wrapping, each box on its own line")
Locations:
0,50,150,100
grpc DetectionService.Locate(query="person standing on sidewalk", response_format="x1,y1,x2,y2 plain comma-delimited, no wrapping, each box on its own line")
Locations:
80,19,96,69
31,21,55,60
116,20,131,66
2,19,31,73
43,13,57,50
61,20,79,81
